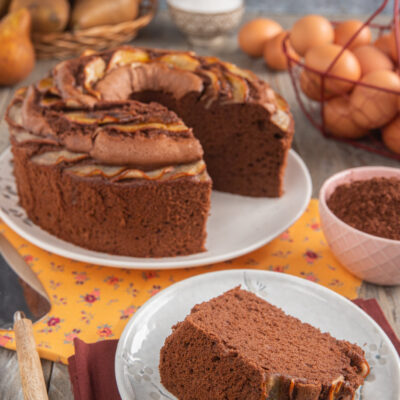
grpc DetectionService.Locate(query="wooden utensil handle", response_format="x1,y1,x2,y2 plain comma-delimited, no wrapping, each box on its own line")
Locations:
14,312,48,400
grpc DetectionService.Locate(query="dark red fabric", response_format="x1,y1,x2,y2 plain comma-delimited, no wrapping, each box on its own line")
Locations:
352,298,400,355
68,338,121,400
67,298,400,400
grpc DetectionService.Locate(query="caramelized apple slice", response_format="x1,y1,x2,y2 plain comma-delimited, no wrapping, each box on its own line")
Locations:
37,78,60,97
270,109,291,132
66,164,126,178
15,87,27,98
164,160,206,181
64,112,119,125
40,97,64,107
225,72,249,103
37,77,54,92
274,93,289,112
6,100,23,126
83,57,106,98
81,49,97,57
200,70,221,107
32,150,88,165
203,56,219,65
67,160,206,182
68,164,173,181
110,122,188,132
202,70,220,91
158,53,200,71
12,130,41,143
117,166,173,181
11,129,58,145
223,62,258,82
119,161,206,181
64,99,84,108
107,48,150,71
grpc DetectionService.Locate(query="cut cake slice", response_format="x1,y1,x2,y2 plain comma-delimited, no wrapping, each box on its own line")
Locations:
159,287,369,400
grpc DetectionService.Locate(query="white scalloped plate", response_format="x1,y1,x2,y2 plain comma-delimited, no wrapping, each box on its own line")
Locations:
115,269,400,400
0,148,311,269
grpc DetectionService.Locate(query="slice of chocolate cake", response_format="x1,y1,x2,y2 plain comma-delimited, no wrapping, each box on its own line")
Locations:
159,287,369,400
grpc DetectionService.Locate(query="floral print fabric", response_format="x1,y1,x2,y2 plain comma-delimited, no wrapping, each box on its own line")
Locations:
0,199,361,364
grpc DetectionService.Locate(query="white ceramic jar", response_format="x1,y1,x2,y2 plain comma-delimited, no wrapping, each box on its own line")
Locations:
167,0,244,46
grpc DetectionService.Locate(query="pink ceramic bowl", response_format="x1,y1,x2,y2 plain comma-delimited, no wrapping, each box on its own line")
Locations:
319,166,400,286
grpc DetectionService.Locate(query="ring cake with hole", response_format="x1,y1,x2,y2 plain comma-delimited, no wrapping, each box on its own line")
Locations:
6,47,294,257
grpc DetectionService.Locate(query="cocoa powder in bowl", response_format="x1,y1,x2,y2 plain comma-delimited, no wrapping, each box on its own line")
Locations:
327,177,400,240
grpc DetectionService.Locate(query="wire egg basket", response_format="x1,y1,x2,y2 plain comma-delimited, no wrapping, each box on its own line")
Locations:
283,0,400,161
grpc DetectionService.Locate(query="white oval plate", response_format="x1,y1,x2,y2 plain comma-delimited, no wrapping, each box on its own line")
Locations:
115,269,400,400
0,148,311,269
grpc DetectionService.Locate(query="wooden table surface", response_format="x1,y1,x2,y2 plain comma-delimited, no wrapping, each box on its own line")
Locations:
0,11,399,400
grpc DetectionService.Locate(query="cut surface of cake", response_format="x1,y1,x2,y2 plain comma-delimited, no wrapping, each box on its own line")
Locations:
6,46,294,257
159,287,369,400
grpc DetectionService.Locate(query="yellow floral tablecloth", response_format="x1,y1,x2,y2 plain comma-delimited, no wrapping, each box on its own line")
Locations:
0,199,361,364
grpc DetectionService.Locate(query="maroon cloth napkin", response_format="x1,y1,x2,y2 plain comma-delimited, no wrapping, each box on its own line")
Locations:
352,298,400,355
68,298,400,400
68,338,121,400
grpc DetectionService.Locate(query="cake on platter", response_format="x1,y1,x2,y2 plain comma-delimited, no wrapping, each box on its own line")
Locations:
160,287,369,400
6,46,294,257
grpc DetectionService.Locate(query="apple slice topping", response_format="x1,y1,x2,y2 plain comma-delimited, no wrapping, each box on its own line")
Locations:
224,72,249,103
36,78,61,103
110,122,188,132
270,109,291,132
83,57,106,99
200,70,221,108
40,97,63,107
158,53,200,71
107,48,150,71
37,77,54,92
66,164,126,178
31,150,88,165
81,49,97,57
66,160,206,182
64,112,119,125
223,62,258,83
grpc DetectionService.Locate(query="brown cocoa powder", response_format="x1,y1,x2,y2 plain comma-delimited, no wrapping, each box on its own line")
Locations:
327,177,400,240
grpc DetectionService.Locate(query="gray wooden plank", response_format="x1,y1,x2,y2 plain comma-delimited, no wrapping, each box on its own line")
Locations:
47,363,73,400
158,0,395,15
0,347,52,400
359,283,400,335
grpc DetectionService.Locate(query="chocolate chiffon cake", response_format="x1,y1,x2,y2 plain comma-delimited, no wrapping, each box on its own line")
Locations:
6,46,294,257
160,288,369,400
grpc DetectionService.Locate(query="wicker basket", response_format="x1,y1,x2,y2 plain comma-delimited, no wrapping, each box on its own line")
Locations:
32,0,157,59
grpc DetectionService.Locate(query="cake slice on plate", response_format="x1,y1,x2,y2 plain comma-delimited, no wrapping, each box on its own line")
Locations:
159,287,369,400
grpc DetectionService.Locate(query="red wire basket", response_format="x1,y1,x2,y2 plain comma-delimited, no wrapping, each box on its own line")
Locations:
283,0,400,161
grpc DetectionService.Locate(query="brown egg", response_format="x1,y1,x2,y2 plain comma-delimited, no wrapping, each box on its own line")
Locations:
290,15,334,56
374,33,392,57
352,45,393,76
263,31,300,70
238,18,283,57
350,70,400,129
299,70,335,101
334,20,371,50
388,29,399,62
304,44,361,95
382,115,400,154
323,96,368,138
